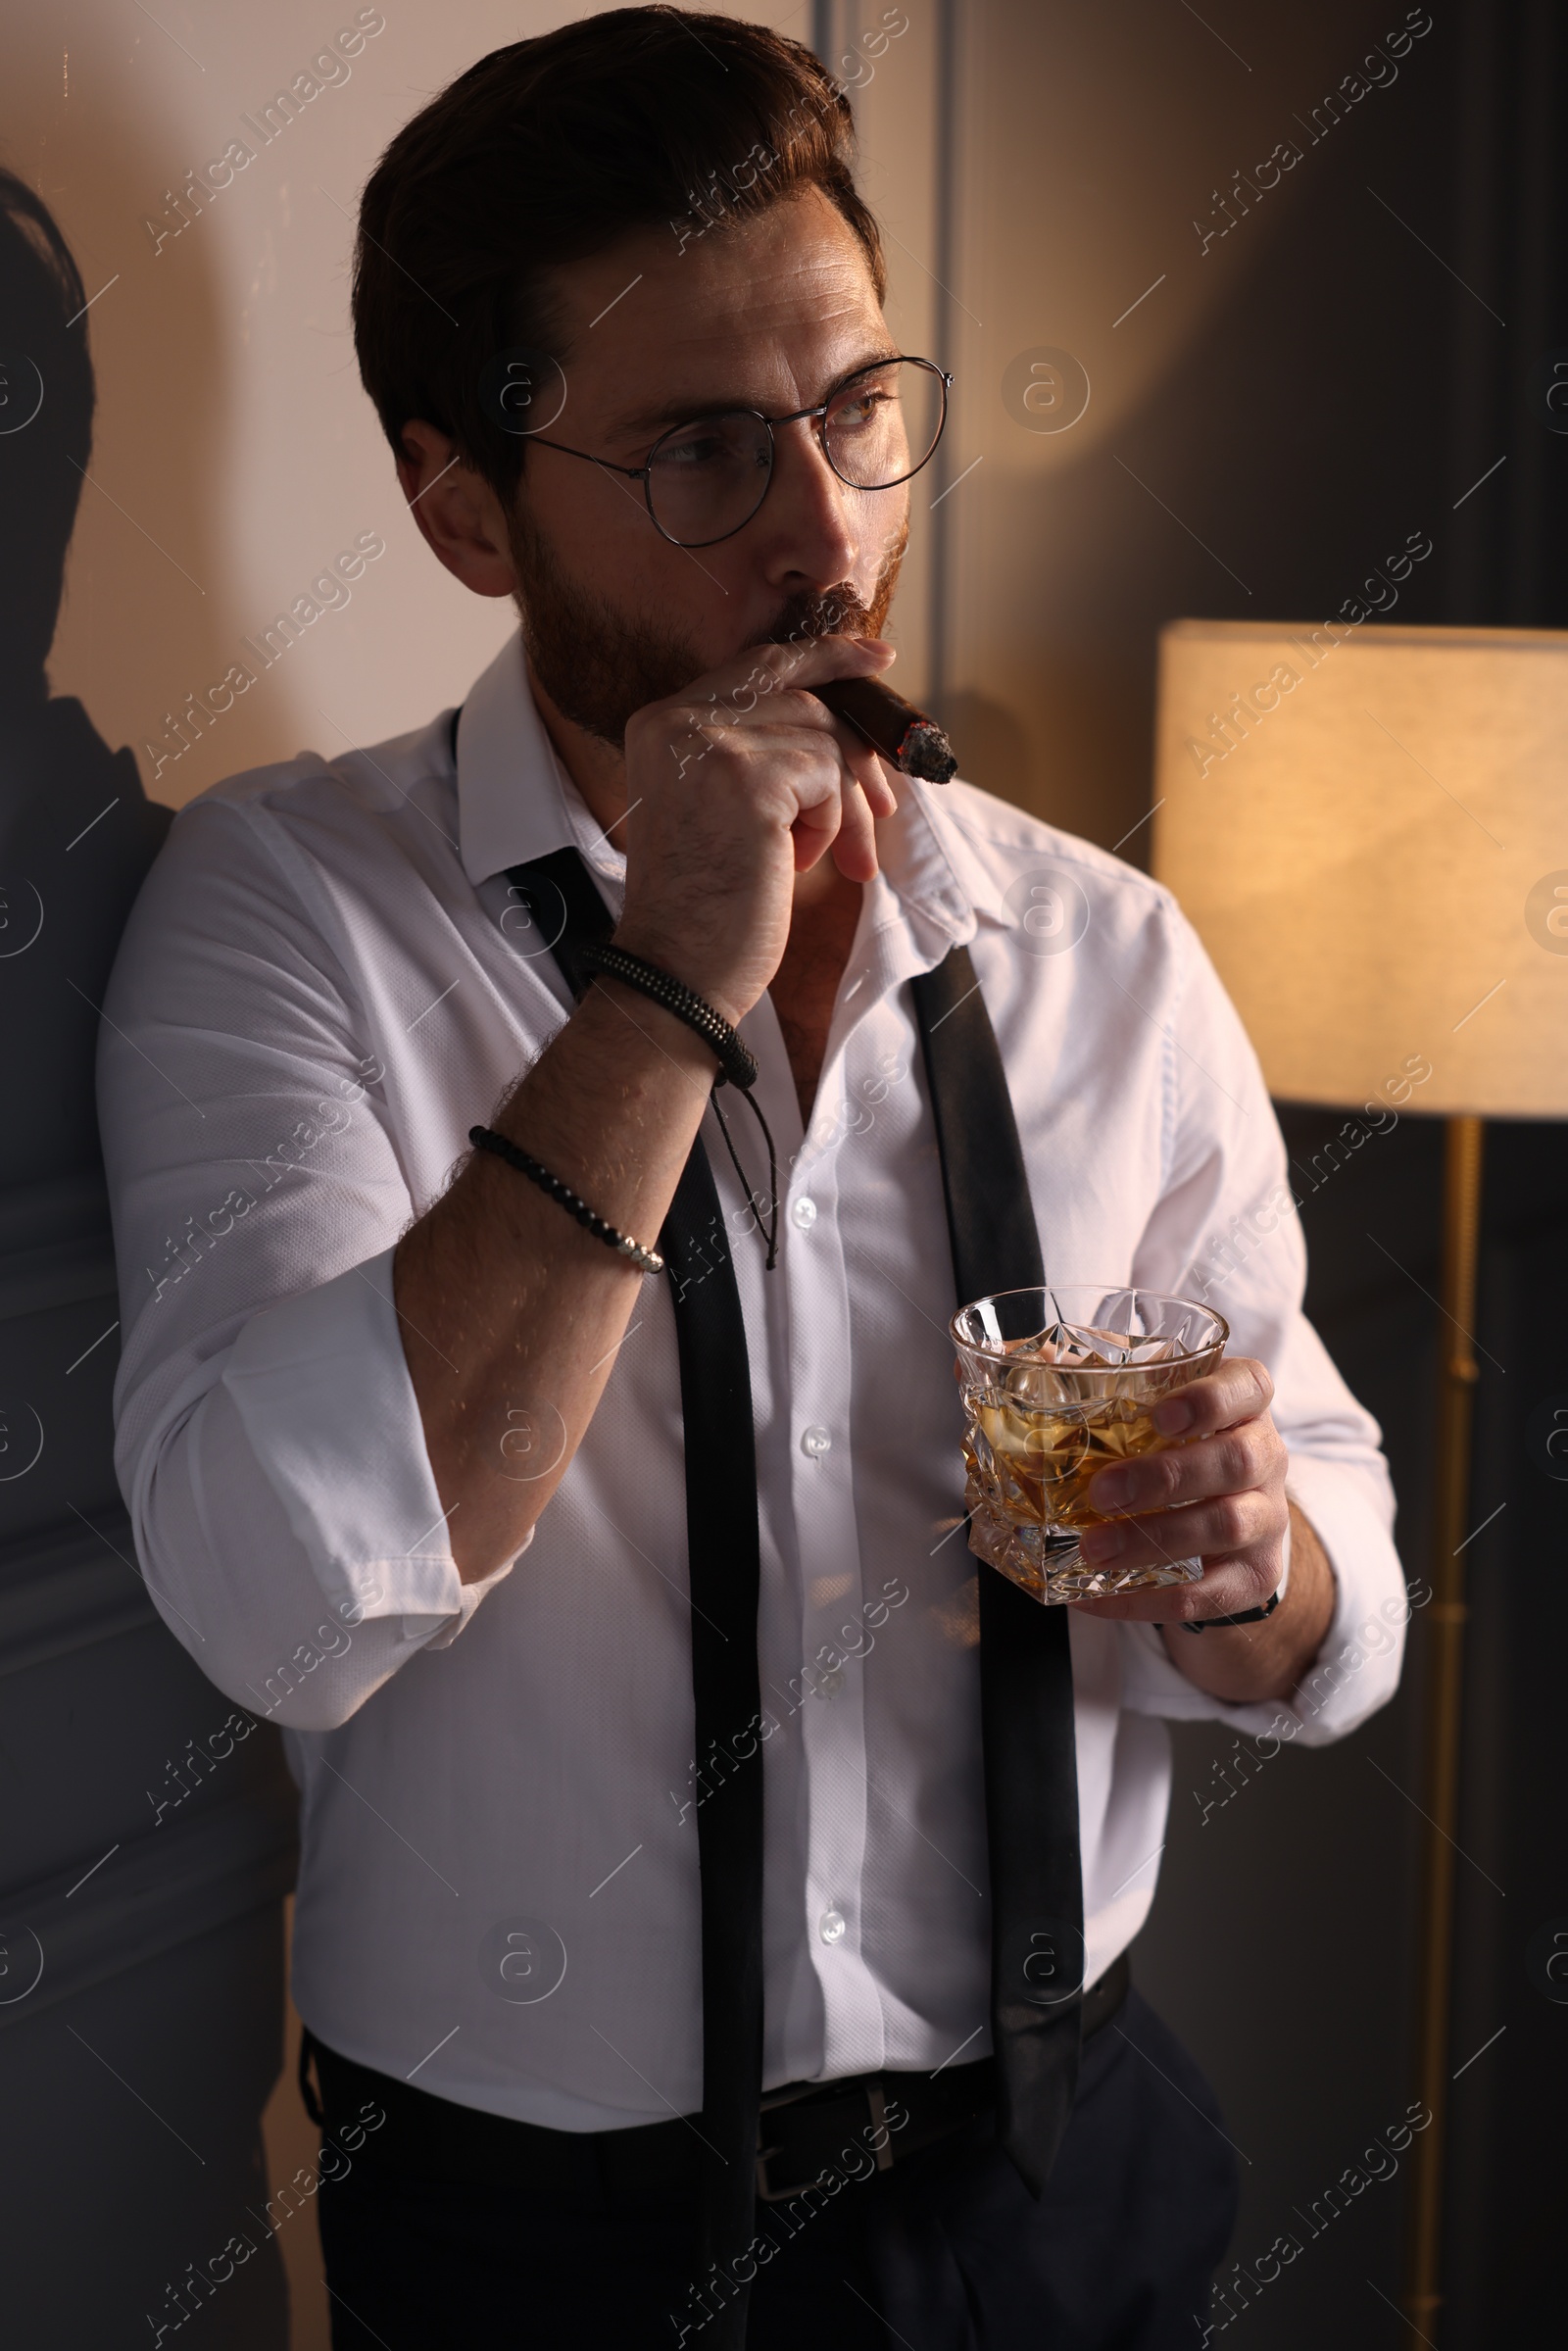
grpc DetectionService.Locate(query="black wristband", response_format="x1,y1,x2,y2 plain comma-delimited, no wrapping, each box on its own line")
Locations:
581,944,759,1092
468,1126,664,1276
1182,1588,1282,1634
579,943,781,1273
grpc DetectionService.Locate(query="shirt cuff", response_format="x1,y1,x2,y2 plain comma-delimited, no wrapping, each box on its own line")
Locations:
1273,1504,1293,1605
220,1242,524,1642
1274,1449,1407,1742
1121,1450,1406,1745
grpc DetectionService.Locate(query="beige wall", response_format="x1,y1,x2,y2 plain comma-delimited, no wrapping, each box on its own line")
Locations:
8,0,949,814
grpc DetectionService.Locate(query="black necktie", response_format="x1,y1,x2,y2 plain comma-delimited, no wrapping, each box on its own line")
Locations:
504,846,763,2313
909,953,1085,2195
502,848,1082,2344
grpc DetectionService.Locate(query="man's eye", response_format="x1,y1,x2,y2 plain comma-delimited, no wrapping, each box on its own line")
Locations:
832,392,890,431
650,413,769,478
656,431,727,468
653,417,761,471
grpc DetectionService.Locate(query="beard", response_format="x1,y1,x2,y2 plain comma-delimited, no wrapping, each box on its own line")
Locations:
508,498,907,748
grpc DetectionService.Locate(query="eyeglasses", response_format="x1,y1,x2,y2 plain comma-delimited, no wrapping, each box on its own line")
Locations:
527,355,952,550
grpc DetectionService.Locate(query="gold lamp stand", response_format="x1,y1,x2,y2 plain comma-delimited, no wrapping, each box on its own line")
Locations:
1402,1114,1485,2339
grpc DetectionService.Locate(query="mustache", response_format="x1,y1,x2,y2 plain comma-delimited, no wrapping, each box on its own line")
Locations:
762,524,907,649
764,581,881,644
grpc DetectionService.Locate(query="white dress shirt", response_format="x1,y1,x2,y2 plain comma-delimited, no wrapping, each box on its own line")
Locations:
100,631,1405,2131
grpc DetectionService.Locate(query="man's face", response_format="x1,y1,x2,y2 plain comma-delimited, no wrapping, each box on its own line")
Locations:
507,185,910,745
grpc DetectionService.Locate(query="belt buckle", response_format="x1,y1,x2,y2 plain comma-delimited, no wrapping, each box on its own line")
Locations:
755,2082,895,2204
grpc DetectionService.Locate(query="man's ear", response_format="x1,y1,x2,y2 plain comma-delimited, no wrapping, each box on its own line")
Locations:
396,418,518,599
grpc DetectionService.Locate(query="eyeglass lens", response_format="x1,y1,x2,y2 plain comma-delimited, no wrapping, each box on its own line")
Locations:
645,359,945,547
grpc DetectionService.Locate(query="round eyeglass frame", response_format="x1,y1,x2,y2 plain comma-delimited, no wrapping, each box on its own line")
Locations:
525,355,954,549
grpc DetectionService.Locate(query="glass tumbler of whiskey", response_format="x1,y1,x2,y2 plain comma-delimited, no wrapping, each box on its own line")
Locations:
950,1286,1229,1605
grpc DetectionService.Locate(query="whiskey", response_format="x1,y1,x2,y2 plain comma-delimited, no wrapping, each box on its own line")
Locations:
945,1316,1222,1607
962,1389,1166,1533
950,1292,1227,1604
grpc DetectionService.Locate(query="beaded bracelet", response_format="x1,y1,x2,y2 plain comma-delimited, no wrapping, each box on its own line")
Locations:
468,1126,664,1276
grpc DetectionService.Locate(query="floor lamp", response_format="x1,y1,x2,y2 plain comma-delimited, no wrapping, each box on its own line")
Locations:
1150,618,1568,2343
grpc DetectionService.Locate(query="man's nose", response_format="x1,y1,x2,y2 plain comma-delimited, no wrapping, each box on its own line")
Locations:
756,416,861,584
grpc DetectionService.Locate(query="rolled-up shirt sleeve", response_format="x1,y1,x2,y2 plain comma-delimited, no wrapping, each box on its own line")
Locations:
1118,904,1408,1745
98,783,518,1732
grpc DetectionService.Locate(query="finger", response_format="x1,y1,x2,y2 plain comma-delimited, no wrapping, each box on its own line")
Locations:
825,714,899,819
1068,1556,1272,1624
672,631,897,722
757,683,901,777
779,718,892,877
832,728,895,843
1077,1487,1280,1576
1147,1355,1275,1445
854,743,901,821
662,681,896,811
771,728,861,874
868,762,901,819
827,771,881,883
795,702,900,815
759,630,899,699
1086,1413,1285,1518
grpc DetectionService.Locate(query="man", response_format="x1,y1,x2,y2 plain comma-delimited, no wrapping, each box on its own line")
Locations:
100,12,1405,2347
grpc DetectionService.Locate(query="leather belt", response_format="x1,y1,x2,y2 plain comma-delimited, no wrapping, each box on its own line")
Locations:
754,1948,1131,2204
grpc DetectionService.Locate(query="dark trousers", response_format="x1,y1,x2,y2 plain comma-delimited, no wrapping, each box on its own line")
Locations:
310,1987,1238,2349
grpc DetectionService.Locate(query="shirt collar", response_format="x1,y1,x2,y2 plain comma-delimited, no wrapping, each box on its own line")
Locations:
873,769,1019,946
455,630,625,893
452,624,1020,935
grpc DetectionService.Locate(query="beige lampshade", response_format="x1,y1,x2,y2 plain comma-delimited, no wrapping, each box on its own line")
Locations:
1151,619,1568,1118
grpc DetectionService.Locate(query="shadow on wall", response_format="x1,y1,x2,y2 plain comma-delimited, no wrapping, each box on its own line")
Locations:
0,171,172,1169
0,170,301,2349
0,20,250,802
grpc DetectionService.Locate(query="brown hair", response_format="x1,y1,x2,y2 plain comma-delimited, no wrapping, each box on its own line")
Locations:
351,7,886,503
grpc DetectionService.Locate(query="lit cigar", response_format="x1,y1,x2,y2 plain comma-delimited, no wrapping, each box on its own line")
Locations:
810,675,958,783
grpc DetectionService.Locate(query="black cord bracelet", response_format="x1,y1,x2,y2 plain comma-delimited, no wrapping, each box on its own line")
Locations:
468,1126,664,1276
1182,1588,1282,1634
579,943,780,1271
580,945,759,1090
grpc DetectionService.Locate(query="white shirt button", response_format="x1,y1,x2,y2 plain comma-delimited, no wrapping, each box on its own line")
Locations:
818,1908,847,1945
801,1425,832,1458
815,1667,846,1700
791,1196,819,1230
